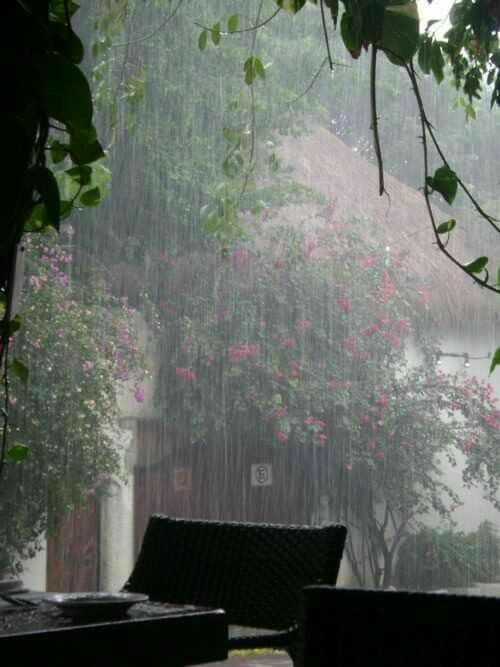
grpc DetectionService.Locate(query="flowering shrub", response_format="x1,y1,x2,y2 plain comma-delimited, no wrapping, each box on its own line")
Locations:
155,205,500,587
0,227,146,574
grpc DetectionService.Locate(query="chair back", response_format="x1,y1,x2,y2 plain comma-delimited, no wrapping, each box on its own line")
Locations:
303,585,500,667
124,515,346,630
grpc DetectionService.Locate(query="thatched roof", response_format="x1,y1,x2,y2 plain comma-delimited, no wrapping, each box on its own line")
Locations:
272,123,499,333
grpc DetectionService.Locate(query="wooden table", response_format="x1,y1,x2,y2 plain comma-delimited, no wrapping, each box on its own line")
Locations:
0,597,227,666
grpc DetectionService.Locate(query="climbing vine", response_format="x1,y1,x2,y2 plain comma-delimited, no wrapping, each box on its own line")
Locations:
1,0,105,476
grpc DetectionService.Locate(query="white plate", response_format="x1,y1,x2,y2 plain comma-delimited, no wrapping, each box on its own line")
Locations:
47,592,149,619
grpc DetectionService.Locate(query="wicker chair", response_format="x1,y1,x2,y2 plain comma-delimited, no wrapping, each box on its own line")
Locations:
124,515,347,664
303,585,500,667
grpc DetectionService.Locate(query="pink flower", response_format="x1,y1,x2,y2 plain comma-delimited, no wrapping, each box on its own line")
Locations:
289,360,301,378
317,434,328,443
343,337,357,352
176,367,196,382
362,323,380,337
336,298,352,313
277,431,289,443
133,384,145,403
82,360,94,373
377,272,397,304
228,343,260,363
280,337,297,349
395,319,411,334
273,406,288,419
304,416,326,430
374,451,385,461
295,320,312,333
376,393,390,407
273,259,285,270
360,255,376,270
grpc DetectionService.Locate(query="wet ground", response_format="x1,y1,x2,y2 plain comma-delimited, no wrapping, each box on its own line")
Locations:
202,651,291,667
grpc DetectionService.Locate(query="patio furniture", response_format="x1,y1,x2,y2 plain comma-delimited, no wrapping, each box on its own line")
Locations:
124,515,347,664
303,585,500,667
0,595,227,666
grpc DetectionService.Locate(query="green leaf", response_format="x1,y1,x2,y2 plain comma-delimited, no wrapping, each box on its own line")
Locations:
223,128,241,144
427,166,458,205
6,443,30,463
380,3,420,66
431,41,445,83
11,358,28,385
50,139,69,164
489,347,500,375
464,256,488,274
198,30,208,50
69,126,105,165
211,22,221,45
254,57,266,79
80,187,101,207
275,0,306,13
228,15,239,33
436,219,456,234
31,166,60,229
244,57,256,85
324,0,339,27
23,204,49,232
39,54,93,129
0,315,21,337
418,36,433,75
66,165,92,185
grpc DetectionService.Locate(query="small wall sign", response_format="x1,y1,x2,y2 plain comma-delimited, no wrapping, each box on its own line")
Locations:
251,463,272,487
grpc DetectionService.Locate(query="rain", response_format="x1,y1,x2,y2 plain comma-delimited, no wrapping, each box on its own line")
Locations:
2,0,500,607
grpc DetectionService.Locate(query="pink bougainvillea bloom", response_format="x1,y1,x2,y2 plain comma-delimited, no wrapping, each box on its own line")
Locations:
367,440,377,450
289,360,301,378
273,406,288,419
318,434,327,443
360,415,370,425
277,431,289,443
374,451,385,461
362,323,380,337
377,273,397,304
228,343,260,363
82,360,94,373
343,337,357,352
418,288,431,305
376,393,390,407
133,384,145,403
295,319,312,333
395,319,411,334
360,255,376,270
280,336,297,349
386,334,402,349
336,298,352,313
175,367,196,382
